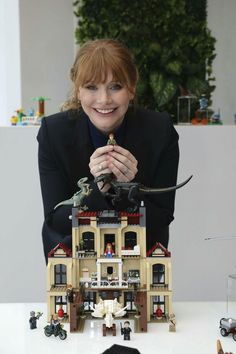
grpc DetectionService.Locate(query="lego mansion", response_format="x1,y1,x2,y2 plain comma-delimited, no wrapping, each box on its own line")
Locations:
46,204,174,332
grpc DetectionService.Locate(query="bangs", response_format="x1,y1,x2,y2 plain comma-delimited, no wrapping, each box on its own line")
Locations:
77,47,132,90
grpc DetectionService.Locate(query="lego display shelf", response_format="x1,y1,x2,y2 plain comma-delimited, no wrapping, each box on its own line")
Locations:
0,302,234,354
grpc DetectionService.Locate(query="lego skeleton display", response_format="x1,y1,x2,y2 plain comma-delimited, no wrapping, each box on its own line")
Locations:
90,298,127,336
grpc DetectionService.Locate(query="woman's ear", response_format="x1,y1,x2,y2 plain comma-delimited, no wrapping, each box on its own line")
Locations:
129,87,136,100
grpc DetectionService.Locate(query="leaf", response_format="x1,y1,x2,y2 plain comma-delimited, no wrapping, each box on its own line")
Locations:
186,77,209,97
150,72,177,108
165,61,182,75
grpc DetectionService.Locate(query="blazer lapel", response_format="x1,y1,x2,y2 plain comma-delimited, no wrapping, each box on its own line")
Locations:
123,107,150,184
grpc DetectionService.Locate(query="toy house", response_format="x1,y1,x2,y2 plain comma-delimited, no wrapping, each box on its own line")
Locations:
46,204,174,332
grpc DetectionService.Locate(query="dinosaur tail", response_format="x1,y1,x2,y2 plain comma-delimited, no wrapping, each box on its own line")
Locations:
139,175,193,194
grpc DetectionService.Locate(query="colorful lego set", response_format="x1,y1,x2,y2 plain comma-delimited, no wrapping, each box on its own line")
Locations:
46,203,175,334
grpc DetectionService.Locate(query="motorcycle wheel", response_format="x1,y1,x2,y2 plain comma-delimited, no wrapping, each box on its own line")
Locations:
44,328,52,337
59,330,67,340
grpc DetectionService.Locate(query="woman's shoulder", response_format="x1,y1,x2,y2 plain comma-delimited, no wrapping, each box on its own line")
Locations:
37,109,83,144
43,109,80,128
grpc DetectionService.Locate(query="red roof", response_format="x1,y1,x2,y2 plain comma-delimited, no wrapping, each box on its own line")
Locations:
146,242,171,257
48,243,72,257
119,212,143,217
77,211,98,218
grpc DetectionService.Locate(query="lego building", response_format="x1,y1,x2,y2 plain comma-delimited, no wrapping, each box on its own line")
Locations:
46,204,174,332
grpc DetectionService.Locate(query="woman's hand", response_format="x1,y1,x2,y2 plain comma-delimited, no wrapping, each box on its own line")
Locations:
89,144,138,191
107,145,138,182
89,145,114,192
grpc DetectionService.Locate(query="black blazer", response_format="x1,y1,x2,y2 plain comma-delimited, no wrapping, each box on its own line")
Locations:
37,106,179,261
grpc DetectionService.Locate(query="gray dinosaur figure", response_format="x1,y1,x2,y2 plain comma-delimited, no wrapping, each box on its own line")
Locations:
54,177,92,210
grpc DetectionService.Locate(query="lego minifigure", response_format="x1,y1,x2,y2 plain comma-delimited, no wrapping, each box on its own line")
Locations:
104,242,114,258
44,314,67,340
156,305,163,320
121,321,132,340
168,314,176,332
107,133,117,146
66,284,74,303
57,305,64,319
50,314,60,335
29,311,43,329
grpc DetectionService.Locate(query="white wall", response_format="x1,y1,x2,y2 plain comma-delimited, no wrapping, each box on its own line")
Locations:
0,0,75,125
0,0,21,125
171,125,236,301
208,0,236,124
19,0,75,116
0,126,46,303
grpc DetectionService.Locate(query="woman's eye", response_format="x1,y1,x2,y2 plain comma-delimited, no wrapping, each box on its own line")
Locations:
110,83,123,90
85,85,97,90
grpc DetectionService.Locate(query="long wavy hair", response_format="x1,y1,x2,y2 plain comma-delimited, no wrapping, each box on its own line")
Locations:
61,38,139,111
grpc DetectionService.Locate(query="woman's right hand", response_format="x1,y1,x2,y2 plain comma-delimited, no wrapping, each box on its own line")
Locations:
89,145,114,192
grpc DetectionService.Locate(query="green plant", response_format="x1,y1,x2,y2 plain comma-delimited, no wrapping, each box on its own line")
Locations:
73,0,216,121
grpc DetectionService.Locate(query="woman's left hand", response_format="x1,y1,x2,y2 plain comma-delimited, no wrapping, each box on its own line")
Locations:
107,145,138,182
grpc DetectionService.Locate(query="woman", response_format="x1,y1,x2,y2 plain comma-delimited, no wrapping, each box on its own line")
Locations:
37,38,179,262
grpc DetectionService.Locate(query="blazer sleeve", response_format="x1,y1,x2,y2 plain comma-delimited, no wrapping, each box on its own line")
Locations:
37,118,73,233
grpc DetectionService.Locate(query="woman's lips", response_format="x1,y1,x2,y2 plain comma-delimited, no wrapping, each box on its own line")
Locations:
94,108,117,114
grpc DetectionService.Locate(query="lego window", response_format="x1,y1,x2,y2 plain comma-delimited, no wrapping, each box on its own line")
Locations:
124,292,136,311
54,264,67,285
128,270,140,279
124,231,137,249
152,264,165,285
83,291,96,311
82,231,95,251
152,295,165,317
55,296,67,315
99,291,120,300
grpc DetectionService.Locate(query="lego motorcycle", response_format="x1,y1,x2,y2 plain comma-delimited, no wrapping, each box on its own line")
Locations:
44,323,67,340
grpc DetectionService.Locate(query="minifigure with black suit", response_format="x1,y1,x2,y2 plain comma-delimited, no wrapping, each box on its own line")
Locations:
121,321,132,340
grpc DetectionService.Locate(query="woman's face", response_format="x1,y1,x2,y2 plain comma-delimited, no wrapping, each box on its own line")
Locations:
78,71,134,134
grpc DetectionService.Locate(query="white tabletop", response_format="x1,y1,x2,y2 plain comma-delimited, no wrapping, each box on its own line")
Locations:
0,302,235,354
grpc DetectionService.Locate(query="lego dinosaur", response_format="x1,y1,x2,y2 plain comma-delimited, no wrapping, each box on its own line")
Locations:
94,173,192,210
54,177,92,209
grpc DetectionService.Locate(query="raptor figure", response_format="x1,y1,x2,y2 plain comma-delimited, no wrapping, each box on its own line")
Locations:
94,173,192,210
54,177,92,210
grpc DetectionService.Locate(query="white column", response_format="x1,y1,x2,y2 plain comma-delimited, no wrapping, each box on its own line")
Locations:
97,261,101,285
118,261,122,286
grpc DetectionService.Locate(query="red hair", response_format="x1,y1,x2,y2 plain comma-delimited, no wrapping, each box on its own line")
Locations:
62,39,139,111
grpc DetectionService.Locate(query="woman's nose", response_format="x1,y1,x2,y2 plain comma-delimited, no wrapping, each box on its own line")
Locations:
96,89,112,104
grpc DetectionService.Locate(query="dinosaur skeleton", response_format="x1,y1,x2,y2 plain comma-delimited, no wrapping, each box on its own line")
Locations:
90,298,127,329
